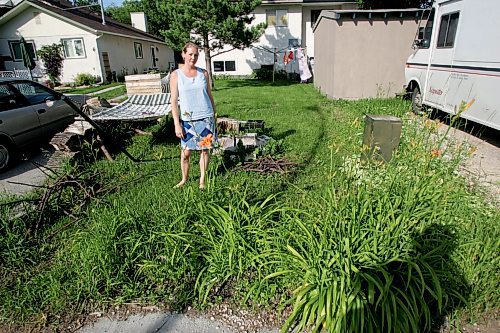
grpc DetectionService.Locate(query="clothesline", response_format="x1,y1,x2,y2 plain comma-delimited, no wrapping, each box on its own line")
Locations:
252,45,307,55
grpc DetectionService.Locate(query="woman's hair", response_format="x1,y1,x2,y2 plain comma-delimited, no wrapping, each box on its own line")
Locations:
182,42,199,53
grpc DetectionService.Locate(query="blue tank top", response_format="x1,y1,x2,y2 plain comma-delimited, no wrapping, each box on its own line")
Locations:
176,67,213,121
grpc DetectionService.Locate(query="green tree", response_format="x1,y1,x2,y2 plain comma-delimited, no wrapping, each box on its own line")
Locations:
37,44,64,84
160,0,266,86
105,0,143,26
356,0,432,9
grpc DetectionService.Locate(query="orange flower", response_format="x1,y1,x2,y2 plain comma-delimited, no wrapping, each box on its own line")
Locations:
431,149,443,158
199,134,213,148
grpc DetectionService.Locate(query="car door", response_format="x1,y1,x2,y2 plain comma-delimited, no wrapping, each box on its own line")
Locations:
11,81,74,139
0,83,41,147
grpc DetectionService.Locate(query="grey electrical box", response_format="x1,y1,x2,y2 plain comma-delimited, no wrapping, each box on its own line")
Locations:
362,115,402,162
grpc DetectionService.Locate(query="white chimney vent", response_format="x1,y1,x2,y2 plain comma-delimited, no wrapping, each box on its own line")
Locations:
130,12,148,32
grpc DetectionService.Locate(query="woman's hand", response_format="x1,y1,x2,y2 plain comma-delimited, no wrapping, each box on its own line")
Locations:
175,124,184,139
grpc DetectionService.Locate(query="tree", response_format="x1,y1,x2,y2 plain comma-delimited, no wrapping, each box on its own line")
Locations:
37,44,64,84
356,0,432,9
160,0,266,86
106,0,143,26
104,1,166,37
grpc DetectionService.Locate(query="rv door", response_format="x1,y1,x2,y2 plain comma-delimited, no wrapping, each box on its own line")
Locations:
425,1,463,112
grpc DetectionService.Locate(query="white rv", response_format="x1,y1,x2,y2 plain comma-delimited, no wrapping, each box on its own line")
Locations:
405,0,500,131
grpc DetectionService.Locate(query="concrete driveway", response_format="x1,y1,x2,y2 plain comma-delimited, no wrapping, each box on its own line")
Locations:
0,146,66,197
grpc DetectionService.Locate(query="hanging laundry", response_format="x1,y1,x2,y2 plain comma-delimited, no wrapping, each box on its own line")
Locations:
288,50,294,62
297,48,312,82
283,52,289,65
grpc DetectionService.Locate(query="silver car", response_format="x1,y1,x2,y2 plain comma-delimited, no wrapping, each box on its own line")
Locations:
0,78,75,171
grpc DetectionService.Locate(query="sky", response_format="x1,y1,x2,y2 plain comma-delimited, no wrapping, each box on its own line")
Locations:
102,0,124,8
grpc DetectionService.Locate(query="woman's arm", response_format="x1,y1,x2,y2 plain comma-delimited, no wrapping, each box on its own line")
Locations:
170,71,184,138
203,70,216,116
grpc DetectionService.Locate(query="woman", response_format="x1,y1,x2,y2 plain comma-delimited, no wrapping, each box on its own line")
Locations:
170,42,216,189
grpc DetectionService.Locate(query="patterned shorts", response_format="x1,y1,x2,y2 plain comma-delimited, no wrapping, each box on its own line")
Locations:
181,116,216,150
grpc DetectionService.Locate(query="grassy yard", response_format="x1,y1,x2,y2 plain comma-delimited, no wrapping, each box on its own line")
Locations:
1,80,498,332
57,82,123,94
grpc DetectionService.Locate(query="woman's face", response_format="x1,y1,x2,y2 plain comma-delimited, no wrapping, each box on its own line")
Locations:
183,47,199,66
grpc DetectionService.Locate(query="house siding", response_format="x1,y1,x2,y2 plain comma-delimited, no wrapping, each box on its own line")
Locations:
196,2,357,76
0,3,175,84
0,8,99,82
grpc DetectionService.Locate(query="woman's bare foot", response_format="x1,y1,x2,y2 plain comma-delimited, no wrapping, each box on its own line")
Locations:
173,180,187,188
199,181,205,190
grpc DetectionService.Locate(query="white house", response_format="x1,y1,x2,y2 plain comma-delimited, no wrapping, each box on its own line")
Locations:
0,0,174,83
196,0,358,76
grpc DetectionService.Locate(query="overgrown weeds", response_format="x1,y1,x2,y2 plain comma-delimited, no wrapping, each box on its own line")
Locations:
0,81,498,332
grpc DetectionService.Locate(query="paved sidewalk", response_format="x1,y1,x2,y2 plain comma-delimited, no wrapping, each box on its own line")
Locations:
88,84,125,96
77,312,279,333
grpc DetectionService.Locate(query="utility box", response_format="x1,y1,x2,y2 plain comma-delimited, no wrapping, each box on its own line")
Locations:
362,115,402,162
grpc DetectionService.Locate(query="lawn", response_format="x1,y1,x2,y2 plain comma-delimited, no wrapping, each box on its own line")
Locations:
57,82,124,94
1,80,498,332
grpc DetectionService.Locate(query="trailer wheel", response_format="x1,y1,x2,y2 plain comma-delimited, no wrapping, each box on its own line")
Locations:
0,142,11,172
411,87,423,114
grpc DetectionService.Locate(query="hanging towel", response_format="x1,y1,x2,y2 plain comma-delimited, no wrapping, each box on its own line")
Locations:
297,48,312,82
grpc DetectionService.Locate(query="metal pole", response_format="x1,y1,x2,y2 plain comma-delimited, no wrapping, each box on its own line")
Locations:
273,47,276,83
99,0,106,25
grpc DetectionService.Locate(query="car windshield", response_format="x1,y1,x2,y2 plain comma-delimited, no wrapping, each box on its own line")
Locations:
11,82,55,105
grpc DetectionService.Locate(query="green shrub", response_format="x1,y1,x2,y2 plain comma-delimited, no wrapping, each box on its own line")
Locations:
74,73,97,86
252,67,290,81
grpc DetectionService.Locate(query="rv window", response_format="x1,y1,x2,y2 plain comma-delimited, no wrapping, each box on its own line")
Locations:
417,9,434,49
437,12,460,48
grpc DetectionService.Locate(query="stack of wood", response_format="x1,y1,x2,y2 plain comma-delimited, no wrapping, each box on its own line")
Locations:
235,156,298,175
125,73,166,95
50,120,94,152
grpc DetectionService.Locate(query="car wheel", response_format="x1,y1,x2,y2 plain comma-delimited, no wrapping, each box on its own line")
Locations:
0,142,11,172
411,87,423,115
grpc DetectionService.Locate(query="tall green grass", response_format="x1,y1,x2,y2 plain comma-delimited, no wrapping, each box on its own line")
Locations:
0,81,498,332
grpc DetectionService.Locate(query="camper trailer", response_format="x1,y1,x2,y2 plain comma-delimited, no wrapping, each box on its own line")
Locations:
405,0,500,131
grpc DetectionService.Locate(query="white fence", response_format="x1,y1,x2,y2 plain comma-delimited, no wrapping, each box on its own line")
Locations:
0,69,32,80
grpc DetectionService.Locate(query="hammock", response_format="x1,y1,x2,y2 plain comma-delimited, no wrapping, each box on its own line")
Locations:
90,93,171,121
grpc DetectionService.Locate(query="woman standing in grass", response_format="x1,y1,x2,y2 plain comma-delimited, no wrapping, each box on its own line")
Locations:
170,42,216,189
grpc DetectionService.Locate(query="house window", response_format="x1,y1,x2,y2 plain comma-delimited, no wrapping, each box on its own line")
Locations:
9,40,37,61
134,42,143,59
225,61,236,72
417,9,434,49
266,9,288,27
61,38,86,58
213,61,236,72
311,10,321,27
437,12,459,48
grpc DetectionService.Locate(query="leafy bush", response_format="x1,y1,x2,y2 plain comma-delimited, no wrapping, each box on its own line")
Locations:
252,67,289,81
37,43,64,84
74,73,97,86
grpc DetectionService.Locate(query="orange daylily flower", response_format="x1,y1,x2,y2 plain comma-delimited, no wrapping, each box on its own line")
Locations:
199,134,213,148
431,149,443,158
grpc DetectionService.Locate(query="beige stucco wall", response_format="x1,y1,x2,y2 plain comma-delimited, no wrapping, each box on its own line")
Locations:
98,34,174,79
314,15,419,99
